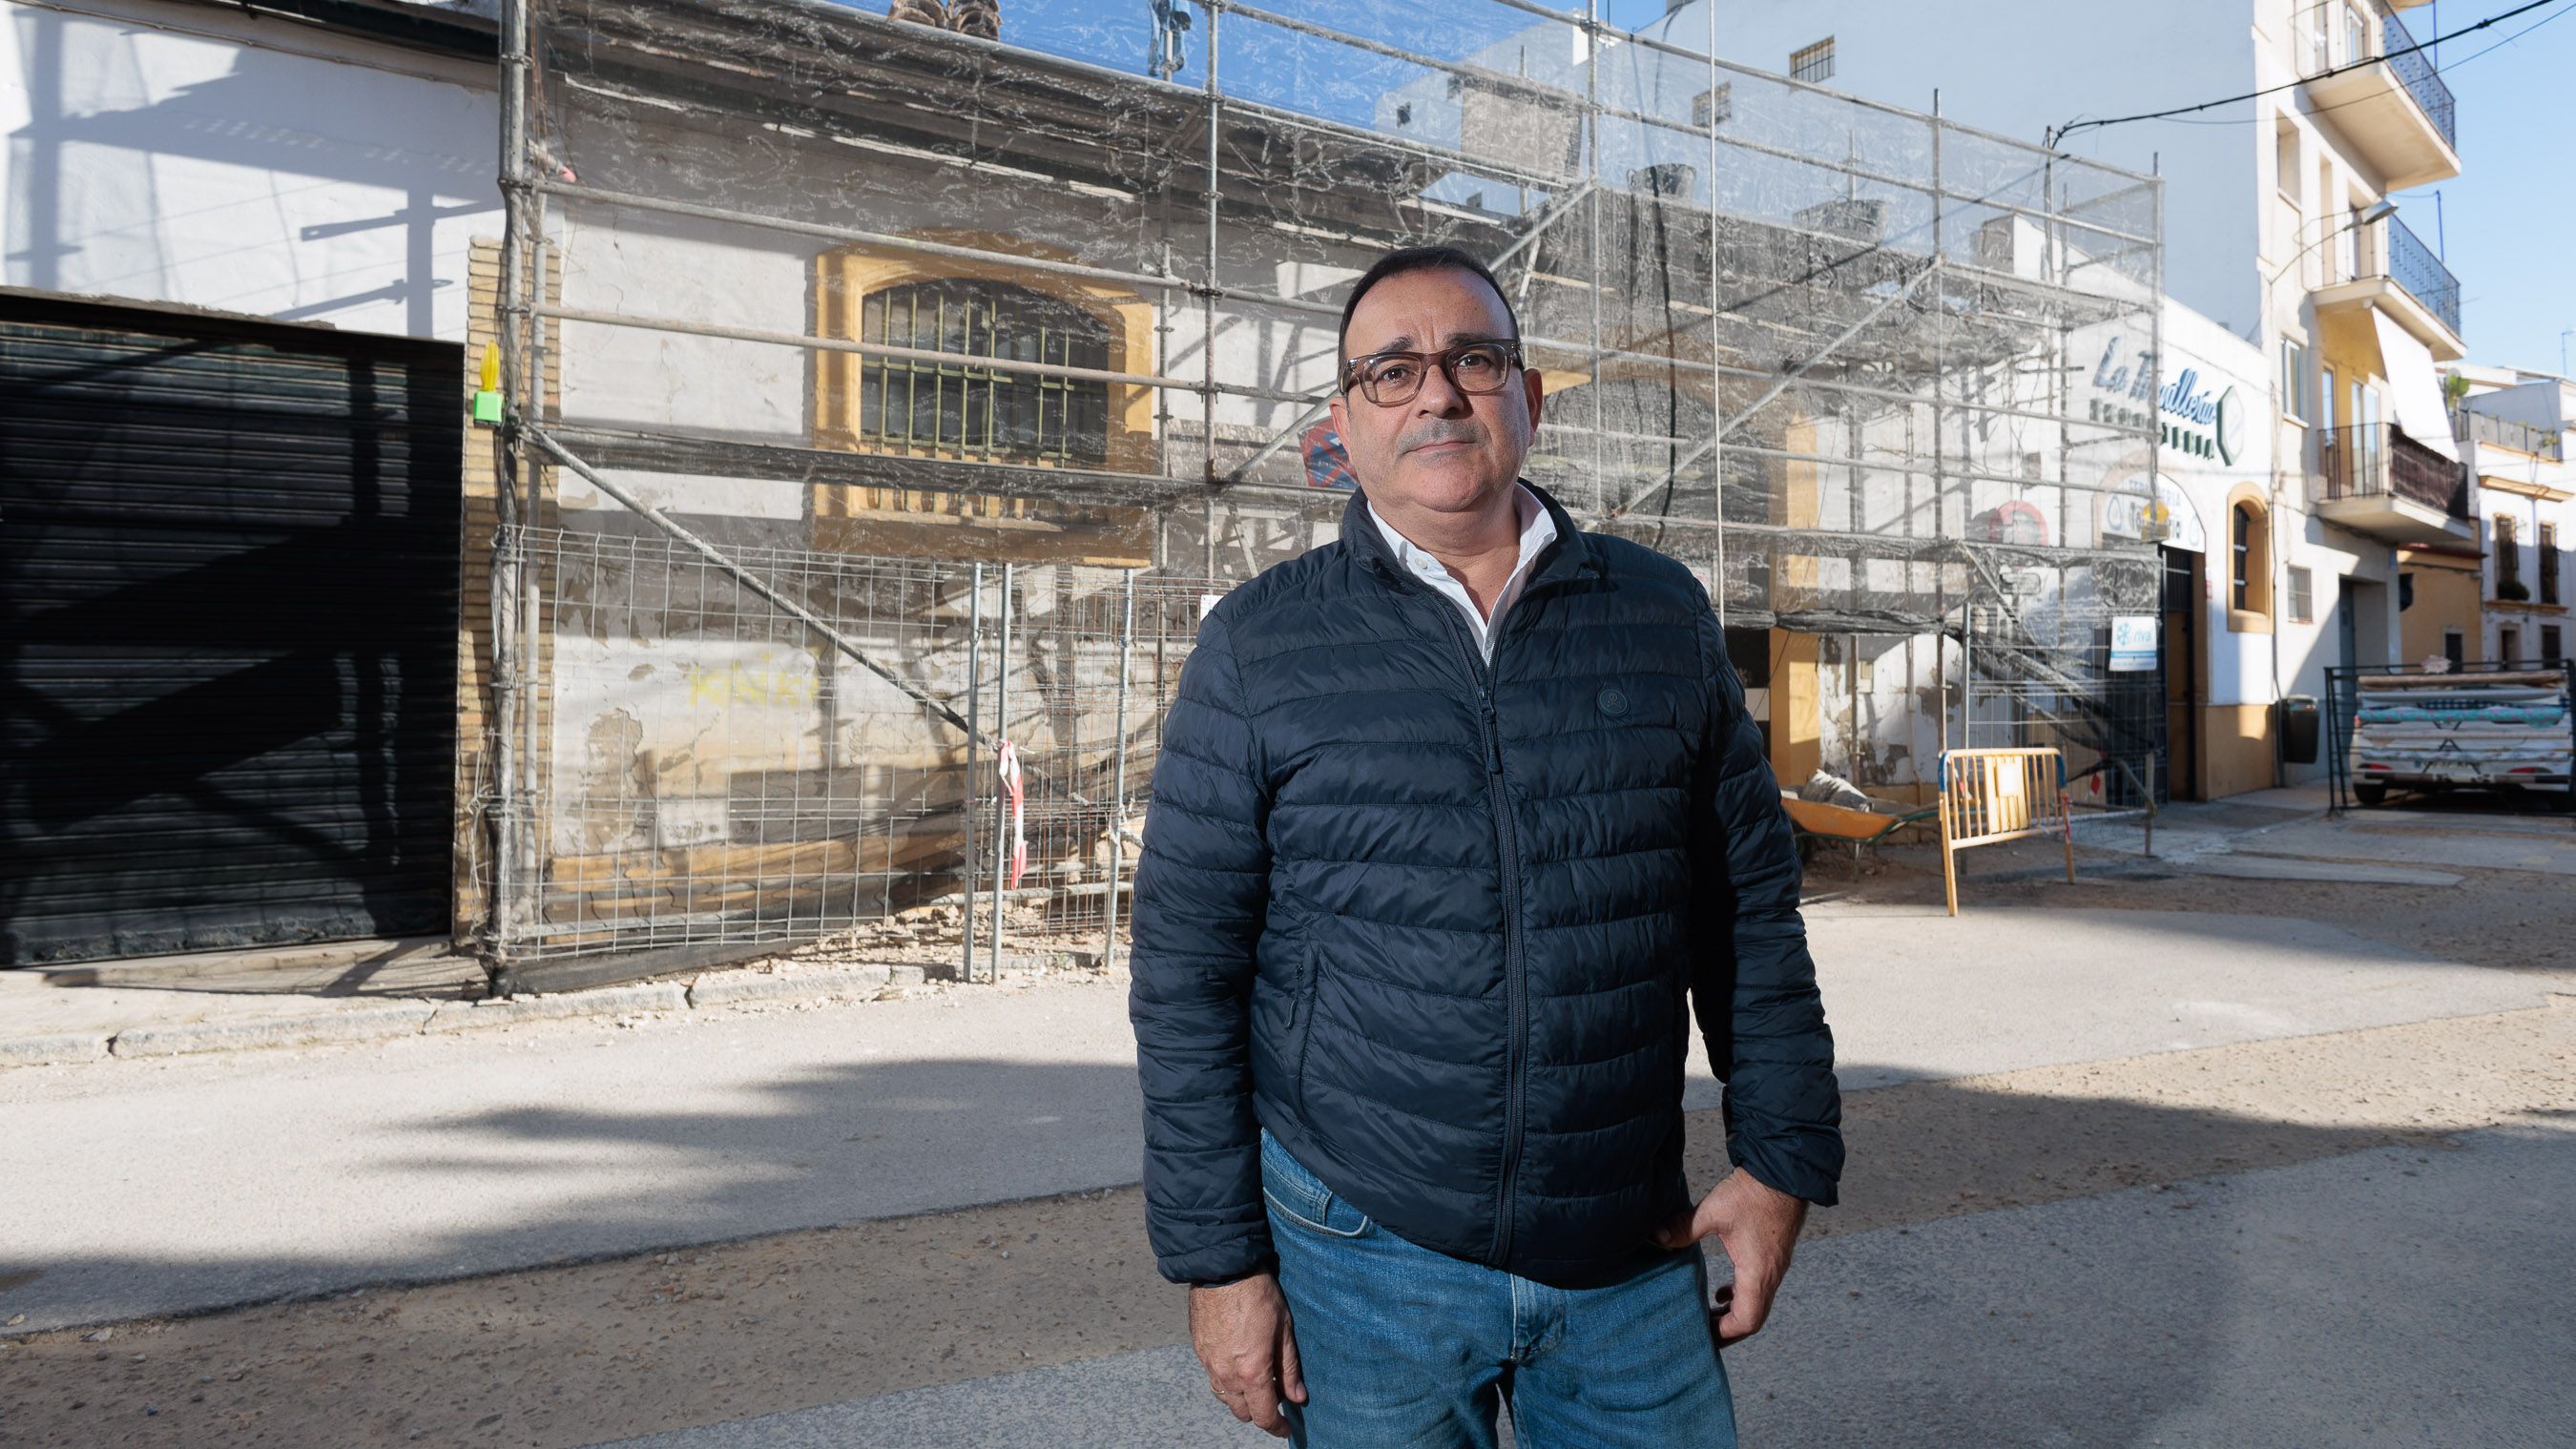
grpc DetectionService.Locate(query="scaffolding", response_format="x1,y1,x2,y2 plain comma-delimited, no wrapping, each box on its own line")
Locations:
472,0,2164,987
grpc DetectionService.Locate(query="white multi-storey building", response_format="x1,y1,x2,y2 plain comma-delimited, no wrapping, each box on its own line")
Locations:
1604,0,2479,796
2454,366,2576,668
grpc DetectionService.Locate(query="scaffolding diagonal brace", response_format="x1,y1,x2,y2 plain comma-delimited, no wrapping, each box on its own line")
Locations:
525,427,985,742
1221,394,1333,486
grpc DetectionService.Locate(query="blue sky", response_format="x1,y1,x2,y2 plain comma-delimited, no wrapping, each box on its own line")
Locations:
977,0,2572,378
2391,1,2576,379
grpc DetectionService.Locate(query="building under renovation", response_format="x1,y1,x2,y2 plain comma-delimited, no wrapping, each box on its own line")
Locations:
461,0,2166,982
0,0,2163,980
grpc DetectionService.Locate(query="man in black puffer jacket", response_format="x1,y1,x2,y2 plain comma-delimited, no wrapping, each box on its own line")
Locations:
1130,246,1841,1447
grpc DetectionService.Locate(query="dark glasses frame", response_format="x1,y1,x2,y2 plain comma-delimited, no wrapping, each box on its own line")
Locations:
1338,341,1525,406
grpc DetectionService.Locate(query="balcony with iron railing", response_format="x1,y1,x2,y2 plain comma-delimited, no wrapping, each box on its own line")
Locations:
2381,214,2462,336
2313,422,2474,543
2314,211,2464,360
2452,405,2566,463
2300,0,2461,189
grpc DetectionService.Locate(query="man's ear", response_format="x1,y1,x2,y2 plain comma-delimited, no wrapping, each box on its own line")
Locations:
1326,390,1350,446
1521,363,1545,436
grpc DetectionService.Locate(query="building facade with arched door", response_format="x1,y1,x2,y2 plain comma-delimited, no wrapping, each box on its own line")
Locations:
2112,298,2402,800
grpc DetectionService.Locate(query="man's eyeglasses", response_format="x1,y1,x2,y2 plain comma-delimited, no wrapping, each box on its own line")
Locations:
1339,341,1524,407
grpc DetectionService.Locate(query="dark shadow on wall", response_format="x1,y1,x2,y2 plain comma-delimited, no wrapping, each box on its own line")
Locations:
0,1050,2545,1446
0,298,462,963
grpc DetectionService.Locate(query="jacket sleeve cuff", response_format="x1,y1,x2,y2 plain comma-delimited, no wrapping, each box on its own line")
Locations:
1726,1121,1843,1208
1155,1235,1278,1288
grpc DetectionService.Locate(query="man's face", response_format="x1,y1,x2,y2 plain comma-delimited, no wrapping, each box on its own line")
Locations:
1328,265,1545,520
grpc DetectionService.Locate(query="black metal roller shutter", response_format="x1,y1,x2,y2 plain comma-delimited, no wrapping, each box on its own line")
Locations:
0,293,462,965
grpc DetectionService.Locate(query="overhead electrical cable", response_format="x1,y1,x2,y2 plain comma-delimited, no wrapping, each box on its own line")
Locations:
2049,0,2564,143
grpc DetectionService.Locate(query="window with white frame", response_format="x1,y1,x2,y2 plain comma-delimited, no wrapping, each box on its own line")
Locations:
2281,340,2313,423
2287,565,2315,624
2341,2,2371,66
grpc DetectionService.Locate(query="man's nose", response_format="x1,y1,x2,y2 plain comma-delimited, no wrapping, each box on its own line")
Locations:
1414,360,1474,419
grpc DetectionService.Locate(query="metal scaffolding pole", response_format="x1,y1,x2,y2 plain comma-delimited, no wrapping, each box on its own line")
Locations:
1933,95,1956,749
989,562,1014,984
530,303,1311,406
2149,153,2168,800
1200,0,1221,491
963,563,982,984
516,183,549,946
1708,0,1726,625
1585,0,1605,516
1104,569,1136,972
487,0,534,975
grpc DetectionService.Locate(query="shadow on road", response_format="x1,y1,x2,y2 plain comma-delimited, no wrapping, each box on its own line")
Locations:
3,1040,2525,1449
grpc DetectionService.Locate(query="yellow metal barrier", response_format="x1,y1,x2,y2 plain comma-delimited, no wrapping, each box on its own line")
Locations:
1936,747,2075,916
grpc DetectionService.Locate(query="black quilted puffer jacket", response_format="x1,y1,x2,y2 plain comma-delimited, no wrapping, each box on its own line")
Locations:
1128,483,1841,1290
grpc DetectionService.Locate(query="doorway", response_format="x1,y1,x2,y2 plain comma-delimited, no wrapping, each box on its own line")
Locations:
2160,546,2201,800
2339,576,2387,670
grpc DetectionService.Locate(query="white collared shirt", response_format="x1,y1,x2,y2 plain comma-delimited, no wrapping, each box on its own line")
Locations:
1368,484,1559,662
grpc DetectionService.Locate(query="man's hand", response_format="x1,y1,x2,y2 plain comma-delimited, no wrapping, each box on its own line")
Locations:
1652,1169,1809,1348
1190,1272,1307,1437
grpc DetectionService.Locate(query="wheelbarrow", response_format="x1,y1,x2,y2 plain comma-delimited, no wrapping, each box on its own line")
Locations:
1777,791,1941,881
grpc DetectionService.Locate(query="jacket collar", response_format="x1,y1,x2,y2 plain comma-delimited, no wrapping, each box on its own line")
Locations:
1340,479,1596,590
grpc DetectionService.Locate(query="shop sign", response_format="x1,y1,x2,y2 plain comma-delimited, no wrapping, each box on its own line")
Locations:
2103,475,2207,552
2109,615,2158,673
2088,338,2243,465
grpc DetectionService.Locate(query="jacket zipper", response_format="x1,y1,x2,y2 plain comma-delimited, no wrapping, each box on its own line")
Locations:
1405,570,1530,1270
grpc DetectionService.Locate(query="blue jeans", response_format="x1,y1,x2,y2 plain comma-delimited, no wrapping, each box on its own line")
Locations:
1260,1129,1736,1449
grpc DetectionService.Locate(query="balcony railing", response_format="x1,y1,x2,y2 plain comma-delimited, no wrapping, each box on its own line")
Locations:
2381,214,2462,338
2375,2,2457,154
2304,1,2458,153
2451,406,2566,462
2316,423,2469,517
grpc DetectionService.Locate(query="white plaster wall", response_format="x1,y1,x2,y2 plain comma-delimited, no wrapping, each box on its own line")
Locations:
552,210,811,444
1,0,497,340
2152,300,2280,708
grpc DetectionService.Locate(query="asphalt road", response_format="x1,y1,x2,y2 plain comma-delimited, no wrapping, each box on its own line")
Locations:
0,908,2550,1334
595,1126,2576,1449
